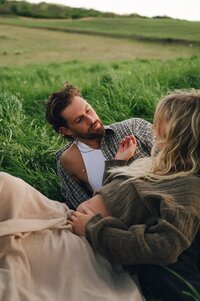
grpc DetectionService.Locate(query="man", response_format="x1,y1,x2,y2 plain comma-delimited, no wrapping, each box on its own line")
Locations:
46,83,154,209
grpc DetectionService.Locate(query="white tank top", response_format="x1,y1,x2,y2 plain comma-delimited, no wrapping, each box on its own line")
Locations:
76,141,106,192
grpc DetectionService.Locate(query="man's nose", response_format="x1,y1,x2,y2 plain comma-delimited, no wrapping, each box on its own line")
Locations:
85,115,94,124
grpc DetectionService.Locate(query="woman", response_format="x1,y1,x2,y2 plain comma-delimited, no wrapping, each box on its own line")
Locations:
69,90,200,301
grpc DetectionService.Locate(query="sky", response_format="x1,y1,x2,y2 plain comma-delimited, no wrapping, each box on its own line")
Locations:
25,0,200,21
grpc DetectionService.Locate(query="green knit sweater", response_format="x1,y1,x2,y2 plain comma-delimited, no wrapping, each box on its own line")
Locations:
86,160,200,266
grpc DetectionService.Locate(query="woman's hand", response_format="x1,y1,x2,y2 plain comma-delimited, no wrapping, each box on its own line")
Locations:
115,134,137,161
68,206,95,236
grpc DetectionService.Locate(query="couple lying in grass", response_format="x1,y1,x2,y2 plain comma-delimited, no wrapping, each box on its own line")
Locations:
0,90,200,301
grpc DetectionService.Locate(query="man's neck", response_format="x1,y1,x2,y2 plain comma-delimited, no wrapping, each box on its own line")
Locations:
76,138,102,149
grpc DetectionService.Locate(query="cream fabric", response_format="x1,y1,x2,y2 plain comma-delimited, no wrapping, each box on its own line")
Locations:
0,172,143,301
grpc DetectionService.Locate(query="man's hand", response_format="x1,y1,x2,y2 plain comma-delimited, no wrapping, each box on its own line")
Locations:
115,135,137,161
68,206,95,236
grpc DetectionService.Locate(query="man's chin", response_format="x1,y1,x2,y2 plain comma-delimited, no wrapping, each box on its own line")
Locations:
87,131,104,139
88,123,104,136
88,128,104,139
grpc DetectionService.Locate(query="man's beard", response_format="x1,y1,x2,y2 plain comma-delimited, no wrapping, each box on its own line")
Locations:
78,120,104,140
84,131,104,139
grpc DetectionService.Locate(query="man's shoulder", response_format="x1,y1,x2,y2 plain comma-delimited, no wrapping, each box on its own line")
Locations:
60,143,79,166
107,118,149,132
56,142,73,160
108,117,148,128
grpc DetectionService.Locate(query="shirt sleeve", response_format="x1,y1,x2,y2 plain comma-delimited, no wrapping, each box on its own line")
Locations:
86,206,200,266
130,118,154,155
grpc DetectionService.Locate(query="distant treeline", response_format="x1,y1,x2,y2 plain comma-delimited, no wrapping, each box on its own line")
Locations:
0,0,124,19
0,1,173,20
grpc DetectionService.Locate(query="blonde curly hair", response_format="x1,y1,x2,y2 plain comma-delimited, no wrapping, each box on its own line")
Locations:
111,89,200,181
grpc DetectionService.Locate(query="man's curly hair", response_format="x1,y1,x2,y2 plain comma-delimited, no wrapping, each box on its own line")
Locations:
45,83,81,133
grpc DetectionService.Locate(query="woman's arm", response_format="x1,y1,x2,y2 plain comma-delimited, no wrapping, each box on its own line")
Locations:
70,204,200,266
85,207,200,266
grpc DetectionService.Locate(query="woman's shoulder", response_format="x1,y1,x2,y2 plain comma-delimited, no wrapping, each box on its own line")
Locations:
133,174,200,203
147,173,200,190
174,174,200,190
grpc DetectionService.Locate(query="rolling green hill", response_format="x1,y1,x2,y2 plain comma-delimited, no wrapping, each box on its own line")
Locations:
1,14,200,67
1,15,200,45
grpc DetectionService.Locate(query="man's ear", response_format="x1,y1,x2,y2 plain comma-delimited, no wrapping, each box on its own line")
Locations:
59,127,73,137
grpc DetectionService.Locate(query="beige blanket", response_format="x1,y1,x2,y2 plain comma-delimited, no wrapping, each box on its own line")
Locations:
0,172,143,301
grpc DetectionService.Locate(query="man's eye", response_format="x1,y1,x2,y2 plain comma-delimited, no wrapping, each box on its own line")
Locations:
76,117,82,124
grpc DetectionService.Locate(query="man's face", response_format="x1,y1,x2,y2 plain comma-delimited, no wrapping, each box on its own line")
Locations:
60,96,104,140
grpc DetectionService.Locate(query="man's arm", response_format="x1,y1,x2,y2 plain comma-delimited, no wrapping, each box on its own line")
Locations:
103,135,136,183
130,118,154,155
56,145,92,208
57,161,91,209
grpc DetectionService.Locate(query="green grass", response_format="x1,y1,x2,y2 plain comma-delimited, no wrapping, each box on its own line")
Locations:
1,56,200,201
165,267,200,301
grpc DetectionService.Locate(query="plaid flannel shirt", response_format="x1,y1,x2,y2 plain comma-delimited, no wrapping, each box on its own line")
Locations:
56,117,154,208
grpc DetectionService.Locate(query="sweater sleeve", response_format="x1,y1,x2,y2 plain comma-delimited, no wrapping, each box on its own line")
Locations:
102,160,128,185
86,205,200,266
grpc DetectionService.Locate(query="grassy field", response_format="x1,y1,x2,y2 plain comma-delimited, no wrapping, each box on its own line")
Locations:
1,15,200,196
1,56,200,200
1,16,200,42
1,16,200,67
1,22,200,66
2,24,199,67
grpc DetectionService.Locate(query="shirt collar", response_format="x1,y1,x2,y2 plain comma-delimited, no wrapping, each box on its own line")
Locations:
104,125,115,132
104,125,117,137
